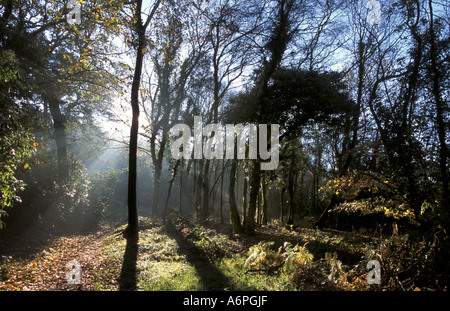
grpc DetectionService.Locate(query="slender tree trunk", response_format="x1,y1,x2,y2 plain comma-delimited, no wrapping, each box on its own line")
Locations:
256,187,261,225
245,160,260,234
196,160,204,221
151,164,162,218
287,169,295,225
311,173,317,216
299,173,305,216
229,158,242,233
403,16,423,216
48,98,68,179
280,185,285,222
128,31,144,234
242,164,248,227
262,179,268,225
193,160,198,218
128,0,149,235
163,160,179,220
201,159,210,222
150,123,168,217
220,160,225,224
127,0,162,235
428,0,449,214
211,160,217,215
179,161,183,216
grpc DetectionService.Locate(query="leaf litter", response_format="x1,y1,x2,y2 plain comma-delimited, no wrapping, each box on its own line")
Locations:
0,231,120,291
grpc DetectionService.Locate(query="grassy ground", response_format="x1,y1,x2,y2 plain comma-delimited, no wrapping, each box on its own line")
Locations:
1,216,443,291
101,217,385,291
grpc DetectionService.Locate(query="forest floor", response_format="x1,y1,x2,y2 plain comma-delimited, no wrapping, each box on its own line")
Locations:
0,216,439,291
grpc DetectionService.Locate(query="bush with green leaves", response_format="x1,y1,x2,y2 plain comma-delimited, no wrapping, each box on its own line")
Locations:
0,49,36,228
88,168,120,222
11,150,121,233
15,153,89,231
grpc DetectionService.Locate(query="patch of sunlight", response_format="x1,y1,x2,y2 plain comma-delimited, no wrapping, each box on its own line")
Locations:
217,254,296,291
137,259,200,291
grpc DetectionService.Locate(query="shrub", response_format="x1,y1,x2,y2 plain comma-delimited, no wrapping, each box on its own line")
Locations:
244,241,314,275
378,231,449,290
88,168,119,223
11,153,118,233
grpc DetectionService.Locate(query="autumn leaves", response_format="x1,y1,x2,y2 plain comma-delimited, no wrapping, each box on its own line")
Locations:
0,234,117,291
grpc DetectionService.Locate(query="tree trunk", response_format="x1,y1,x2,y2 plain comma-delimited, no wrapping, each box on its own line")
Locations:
229,159,242,234
428,0,449,214
193,160,198,217
48,98,68,179
315,193,338,229
195,160,203,220
280,185,285,222
179,161,183,216
127,0,161,235
211,160,217,215
256,187,261,225
127,28,143,234
245,160,260,234
201,159,210,222
151,163,162,218
242,164,248,227
262,179,268,225
341,40,364,173
244,0,295,234
220,160,225,224
163,160,179,220
287,169,295,225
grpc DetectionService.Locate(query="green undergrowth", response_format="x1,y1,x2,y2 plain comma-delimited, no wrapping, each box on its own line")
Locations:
100,217,447,291
103,221,200,290
100,218,371,291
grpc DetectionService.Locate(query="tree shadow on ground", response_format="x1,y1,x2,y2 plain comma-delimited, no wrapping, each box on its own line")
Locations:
163,221,231,291
118,233,139,291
